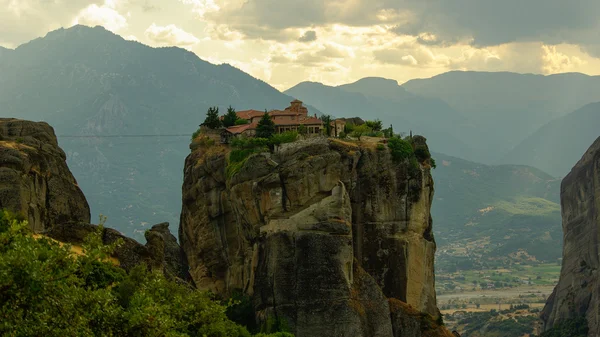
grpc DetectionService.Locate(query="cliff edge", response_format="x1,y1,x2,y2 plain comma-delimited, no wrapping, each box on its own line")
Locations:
0,118,90,232
541,136,600,336
0,118,190,281
180,136,451,337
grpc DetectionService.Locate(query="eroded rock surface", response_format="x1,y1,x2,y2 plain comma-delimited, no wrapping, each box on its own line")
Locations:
0,118,90,231
45,222,191,281
541,136,600,336
180,136,447,336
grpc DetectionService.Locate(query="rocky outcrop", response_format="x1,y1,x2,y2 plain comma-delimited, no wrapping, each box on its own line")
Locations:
0,118,190,281
541,136,600,336
45,221,191,281
180,136,447,336
0,118,90,232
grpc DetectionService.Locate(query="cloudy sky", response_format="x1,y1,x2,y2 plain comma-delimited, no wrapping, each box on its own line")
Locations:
2,0,600,90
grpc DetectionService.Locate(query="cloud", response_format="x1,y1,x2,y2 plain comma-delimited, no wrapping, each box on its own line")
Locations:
73,3,128,33
0,0,100,44
144,23,200,46
187,0,600,58
298,30,317,42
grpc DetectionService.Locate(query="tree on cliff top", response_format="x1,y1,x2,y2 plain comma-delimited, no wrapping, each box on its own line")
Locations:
202,106,222,129
350,124,371,141
223,106,239,127
256,111,276,138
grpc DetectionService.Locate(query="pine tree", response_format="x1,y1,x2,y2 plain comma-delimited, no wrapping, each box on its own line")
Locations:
321,115,332,136
223,106,238,127
256,111,276,138
202,106,222,129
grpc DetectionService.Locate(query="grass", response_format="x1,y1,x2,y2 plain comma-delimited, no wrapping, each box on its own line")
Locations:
494,197,560,216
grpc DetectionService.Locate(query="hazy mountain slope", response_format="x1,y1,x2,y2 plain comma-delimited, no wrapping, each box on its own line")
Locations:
284,79,475,158
501,102,600,177
0,25,321,239
431,152,562,270
403,71,600,163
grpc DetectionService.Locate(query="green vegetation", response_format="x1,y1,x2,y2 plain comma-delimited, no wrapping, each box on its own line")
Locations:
0,211,287,337
338,131,347,139
350,124,371,141
365,119,382,132
539,316,588,337
383,124,394,138
202,106,222,129
236,118,249,125
388,137,413,161
192,127,202,140
256,112,276,138
270,131,298,146
297,124,307,136
321,114,332,136
223,106,239,127
376,143,385,151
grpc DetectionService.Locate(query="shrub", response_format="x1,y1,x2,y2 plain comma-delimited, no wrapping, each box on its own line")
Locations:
297,124,307,136
0,211,288,337
376,143,385,151
235,118,249,125
430,157,437,169
191,127,202,140
414,144,431,162
269,131,298,146
350,124,372,141
388,137,413,162
338,131,347,139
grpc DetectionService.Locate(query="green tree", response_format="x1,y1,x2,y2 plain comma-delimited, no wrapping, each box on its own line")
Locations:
256,111,276,138
0,211,290,337
297,124,307,136
202,106,222,129
388,137,414,162
350,124,371,141
365,119,383,132
321,115,333,136
236,118,249,125
383,124,394,138
223,106,239,127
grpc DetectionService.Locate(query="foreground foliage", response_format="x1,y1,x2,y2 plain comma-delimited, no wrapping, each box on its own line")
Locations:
538,316,588,337
0,211,290,337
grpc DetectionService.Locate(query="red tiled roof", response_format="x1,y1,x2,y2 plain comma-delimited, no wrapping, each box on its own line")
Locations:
274,117,323,126
236,110,265,120
224,122,257,134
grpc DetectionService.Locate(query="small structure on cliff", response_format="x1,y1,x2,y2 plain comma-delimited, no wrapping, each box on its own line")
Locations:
220,100,324,142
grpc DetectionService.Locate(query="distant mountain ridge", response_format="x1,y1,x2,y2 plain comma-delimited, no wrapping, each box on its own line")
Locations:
0,25,322,238
286,72,600,164
431,152,563,270
285,79,474,158
501,101,600,177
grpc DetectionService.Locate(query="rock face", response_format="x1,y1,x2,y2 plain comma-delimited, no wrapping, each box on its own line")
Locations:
0,118,90,232
541,136,600,336
180,136,449,336
45,221,192,281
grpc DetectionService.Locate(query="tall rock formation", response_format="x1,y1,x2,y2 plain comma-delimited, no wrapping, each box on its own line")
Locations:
541,136,600,336
0,118,90,231
0,118,190,281
180,136,451,337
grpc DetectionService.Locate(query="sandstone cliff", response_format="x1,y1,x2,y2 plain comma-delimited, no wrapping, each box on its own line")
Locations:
541,136,600,336
180,136,451,337
0,118,90,232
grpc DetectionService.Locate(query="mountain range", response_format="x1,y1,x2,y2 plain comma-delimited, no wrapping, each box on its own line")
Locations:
0,24,596,256
287,72,600,168
0,25,321,238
